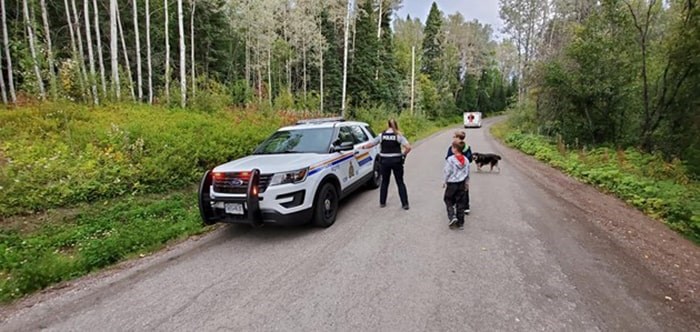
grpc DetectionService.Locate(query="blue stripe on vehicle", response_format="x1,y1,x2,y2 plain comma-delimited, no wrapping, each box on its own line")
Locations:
358,156,373,167
308,153,355,177
330,154,354,166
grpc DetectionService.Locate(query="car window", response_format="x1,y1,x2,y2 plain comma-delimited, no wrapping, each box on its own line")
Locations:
350,125,369,143
253,128,334,154
364,125,376,138
337,126,355,144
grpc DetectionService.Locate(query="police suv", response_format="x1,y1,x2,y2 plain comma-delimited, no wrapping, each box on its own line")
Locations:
198,117,381,228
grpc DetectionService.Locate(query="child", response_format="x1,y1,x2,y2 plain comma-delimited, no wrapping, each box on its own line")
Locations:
443,140,470,230
445,131,472,214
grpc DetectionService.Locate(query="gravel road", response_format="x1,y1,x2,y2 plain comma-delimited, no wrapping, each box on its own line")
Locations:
2,118,699,331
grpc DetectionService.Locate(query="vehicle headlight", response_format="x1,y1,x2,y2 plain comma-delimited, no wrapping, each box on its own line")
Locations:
269,168,308,186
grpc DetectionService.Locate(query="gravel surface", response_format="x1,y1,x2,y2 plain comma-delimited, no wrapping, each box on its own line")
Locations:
2,117,698,331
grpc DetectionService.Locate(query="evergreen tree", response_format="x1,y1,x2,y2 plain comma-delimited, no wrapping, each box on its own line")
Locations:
321,8,343,112
376,6,402,110
348,0,379,106
456,73,477,111
421,2,443,80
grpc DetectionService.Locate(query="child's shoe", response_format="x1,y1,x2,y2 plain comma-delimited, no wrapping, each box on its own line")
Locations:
449,218,458,228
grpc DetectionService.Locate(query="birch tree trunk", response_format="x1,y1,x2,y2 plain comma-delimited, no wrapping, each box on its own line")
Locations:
244,34,250,85
63,0,84,97
375,0,381,80
1,0,16,102
164,0,170,103
40,0,57,99
267,46,272,106
83,0,99,104
319,29,324,113
178,0,186,107
146,0,153,103
190,0,195,98
377,0,382,39
0,49,6,103
110,0,120,99
410,46,415,114
22,0,46,99
134,0,143,100
116,7,136,100
71,0,89,95
93,0,106,94
302,39,307,101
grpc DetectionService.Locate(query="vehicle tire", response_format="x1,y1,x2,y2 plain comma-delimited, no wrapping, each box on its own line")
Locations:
365,158,381,189
312,182,339,228
198,170,219,225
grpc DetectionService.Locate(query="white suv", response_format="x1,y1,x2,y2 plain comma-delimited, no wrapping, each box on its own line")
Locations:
198,117,381,227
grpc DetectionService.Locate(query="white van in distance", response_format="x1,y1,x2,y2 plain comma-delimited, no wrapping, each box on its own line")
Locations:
464,112,482,128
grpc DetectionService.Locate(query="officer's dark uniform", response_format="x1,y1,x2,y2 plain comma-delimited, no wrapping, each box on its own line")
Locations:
378,131,409,209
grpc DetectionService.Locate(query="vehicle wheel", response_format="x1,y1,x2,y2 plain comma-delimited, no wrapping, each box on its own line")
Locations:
198,170,219,225
312,182,339,228
366,158,381,189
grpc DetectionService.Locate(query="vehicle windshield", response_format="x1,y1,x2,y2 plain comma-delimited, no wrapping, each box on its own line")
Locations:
253,128,334,154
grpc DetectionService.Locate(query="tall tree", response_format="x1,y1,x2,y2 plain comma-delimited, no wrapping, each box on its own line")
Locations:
116,5,136,100
321,8,342,112
40,0,57,99
421,2,443,80
110,0,120,98
348,0,379,106
146,0,153,103
164,0,170,103
0,47,5,103
134,0,143,101
177,0,187,107
190,0,195,99
456,73,477,111
499,0,547,97
1,0,16,102
84,0,99,104
71,0,89,96
64,0,85,97
22,0,46,99
178,0,186,107
93,0,107,94
376,4,402,108
623,0,661,151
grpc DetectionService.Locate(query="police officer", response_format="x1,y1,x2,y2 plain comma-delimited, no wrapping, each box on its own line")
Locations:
362,119,412,210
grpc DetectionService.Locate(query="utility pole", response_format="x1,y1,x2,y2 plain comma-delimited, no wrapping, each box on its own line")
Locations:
410,46,415,114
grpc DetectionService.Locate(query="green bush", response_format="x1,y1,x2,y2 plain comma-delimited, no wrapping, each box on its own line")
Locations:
496,123,700,243
0,191,203,302
0,102,286,217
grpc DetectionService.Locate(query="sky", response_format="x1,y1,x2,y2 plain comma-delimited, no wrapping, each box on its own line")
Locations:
396,0,503,34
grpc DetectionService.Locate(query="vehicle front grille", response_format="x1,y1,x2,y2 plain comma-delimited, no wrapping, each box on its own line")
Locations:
213,172,273,194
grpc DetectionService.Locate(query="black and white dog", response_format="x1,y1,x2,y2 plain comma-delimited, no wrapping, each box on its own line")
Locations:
473,153,502,172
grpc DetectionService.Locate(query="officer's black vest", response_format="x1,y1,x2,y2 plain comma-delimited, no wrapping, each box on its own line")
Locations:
380,131,402,154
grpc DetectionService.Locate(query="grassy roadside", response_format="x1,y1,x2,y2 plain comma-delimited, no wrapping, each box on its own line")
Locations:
0,103,455,303
0,188,203,302
491,121,700,244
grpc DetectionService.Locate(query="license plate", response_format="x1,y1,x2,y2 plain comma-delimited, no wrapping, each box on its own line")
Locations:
225,203,244,215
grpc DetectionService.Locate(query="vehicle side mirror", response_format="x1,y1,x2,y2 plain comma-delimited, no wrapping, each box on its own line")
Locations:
333,141,354,152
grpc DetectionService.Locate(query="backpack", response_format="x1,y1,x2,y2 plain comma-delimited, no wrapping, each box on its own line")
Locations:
464,145,473,163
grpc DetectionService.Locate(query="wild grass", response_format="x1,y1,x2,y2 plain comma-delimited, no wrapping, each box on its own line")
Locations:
492,122,700,243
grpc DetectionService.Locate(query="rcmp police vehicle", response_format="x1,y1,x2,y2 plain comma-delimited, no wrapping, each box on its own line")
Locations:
198,117,381,228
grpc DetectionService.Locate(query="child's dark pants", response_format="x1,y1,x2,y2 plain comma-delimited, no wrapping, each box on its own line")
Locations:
444,182,467,225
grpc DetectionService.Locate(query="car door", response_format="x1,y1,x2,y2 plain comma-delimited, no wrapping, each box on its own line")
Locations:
335,126,362,189
349,125,373,180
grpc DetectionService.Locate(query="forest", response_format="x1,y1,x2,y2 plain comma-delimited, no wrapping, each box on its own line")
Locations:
500,0,700,176
0,0,514,117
